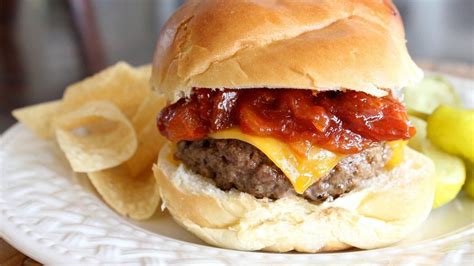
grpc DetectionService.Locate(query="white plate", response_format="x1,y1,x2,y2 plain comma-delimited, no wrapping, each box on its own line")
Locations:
1,74,473,265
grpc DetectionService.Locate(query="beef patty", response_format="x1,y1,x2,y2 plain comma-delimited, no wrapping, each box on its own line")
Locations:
175,139,392,201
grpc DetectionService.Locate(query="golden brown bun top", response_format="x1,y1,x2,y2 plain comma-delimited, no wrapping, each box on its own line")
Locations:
152,0,423,102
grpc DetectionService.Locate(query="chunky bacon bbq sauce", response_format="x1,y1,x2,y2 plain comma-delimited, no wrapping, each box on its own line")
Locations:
157,89,415,155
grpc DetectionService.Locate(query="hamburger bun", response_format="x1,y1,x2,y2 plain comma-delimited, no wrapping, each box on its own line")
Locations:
151,0,433,253
153,143,435,252
151,0,423,103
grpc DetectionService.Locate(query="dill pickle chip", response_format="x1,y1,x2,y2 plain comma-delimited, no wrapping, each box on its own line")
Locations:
464,162,474,199
405,76,461,114
421,140,466,208
407,115,427,151
427,106,474,163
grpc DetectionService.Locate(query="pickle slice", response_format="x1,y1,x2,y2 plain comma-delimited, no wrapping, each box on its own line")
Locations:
421,140,466,208
464,162,474,199
407,115,427,151
405,76,461,115
427,106,474,163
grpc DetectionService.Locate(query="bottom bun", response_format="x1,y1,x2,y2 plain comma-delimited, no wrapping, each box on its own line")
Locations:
153,143,435,252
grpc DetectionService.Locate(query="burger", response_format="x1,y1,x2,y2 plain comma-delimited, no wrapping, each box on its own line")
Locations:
151,0,435,252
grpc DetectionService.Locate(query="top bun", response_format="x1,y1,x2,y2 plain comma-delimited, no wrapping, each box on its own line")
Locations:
152,0,423,103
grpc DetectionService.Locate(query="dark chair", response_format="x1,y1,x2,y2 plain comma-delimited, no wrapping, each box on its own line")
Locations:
67,0,106,75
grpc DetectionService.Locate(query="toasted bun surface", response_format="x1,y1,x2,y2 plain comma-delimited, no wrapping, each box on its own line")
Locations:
153,143,435,252
152,0,423,103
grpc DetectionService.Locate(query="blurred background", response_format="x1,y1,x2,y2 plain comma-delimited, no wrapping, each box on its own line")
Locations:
0,0,473,132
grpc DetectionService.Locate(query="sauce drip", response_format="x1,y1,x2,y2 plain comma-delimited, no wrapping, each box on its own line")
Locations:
157,88,415,155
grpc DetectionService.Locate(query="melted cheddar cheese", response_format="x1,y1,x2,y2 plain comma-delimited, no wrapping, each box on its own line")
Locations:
385,140,408,169
210,129,406,194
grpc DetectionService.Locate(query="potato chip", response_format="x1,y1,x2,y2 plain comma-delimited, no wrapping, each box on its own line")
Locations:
126,92,168,176
62,62,151,119
11,62,165,219
136,64,152,76
55,101,137,172
12,100,62,139
88,165,160,220
88,92,166,219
